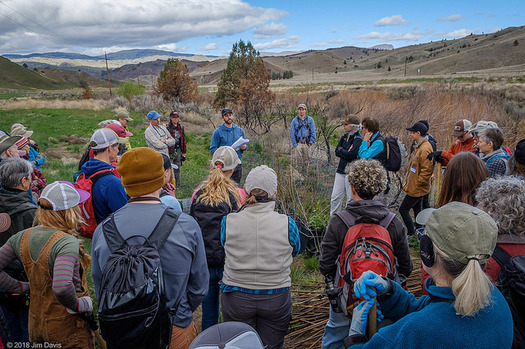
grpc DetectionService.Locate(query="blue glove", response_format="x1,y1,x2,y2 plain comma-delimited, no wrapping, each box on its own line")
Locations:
349,298,375,336
354,271,391,301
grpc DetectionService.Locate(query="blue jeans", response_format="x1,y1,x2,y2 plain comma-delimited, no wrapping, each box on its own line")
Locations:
1,304,28,342
201,267,223,331
321,307,350,349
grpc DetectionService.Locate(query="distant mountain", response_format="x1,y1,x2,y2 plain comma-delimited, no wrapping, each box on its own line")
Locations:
5,49,217,62
2,25,524,88
100,49,216,60
370,44,394,50
4,51,98,60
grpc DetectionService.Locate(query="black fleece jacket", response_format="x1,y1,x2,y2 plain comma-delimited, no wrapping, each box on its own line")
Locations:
190,190,238,268
320,199,413,279
335,131,363,174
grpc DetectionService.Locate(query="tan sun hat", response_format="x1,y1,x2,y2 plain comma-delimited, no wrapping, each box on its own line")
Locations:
211,146,240,171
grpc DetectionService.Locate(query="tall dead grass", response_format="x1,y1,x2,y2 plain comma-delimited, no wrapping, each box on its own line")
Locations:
0,98,107,110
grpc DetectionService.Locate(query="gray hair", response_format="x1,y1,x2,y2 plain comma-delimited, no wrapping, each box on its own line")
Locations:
476,177,525,236
347,159,387,200
0,158,33,189
479,128,504,151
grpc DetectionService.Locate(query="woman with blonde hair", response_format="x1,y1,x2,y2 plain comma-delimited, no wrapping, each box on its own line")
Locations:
343,202,513,348
190,146,241,330
0,181,94,348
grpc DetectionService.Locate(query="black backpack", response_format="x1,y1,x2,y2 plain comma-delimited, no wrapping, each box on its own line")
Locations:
492,246,525,349
383,135,407,172
98,208,179,349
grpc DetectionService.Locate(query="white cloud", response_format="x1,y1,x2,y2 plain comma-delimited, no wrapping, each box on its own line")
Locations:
253,36,300,50
201,43,219,51
0,0,287,54
253,23,287,38
156,43,186,52
356,31,420,41
330,28,338,33
329,39,344,44
441,29,479,38
311,42,328,48
374,15,408,26
438,14,463,22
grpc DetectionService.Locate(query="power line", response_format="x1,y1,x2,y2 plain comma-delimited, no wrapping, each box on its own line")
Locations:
0,1,84,49
0,13,67,49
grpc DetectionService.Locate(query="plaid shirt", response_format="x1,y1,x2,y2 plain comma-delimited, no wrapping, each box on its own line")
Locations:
482,149,509,178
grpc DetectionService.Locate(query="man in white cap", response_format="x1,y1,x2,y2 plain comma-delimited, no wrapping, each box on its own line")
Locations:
78,128,127,226
290,103,316,175
144,110,176,157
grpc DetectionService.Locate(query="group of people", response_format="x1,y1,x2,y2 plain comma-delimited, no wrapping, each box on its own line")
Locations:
0,105,524,349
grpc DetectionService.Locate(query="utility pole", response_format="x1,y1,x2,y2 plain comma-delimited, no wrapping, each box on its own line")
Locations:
404,56,408,76
105,51,112,96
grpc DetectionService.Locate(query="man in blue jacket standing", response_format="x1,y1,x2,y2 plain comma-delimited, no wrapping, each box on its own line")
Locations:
79,128,128,224
290,103,316,176
210,108,247,183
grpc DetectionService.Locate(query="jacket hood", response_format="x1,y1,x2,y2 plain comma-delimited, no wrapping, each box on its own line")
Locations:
219,123,239,131
345,200,391,222
480,147,506,161
80,158,114,177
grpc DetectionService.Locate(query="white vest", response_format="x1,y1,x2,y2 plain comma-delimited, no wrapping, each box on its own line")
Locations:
222,201,293,289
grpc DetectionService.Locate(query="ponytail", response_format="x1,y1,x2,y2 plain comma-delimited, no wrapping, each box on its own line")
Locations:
437,251,493,316
195,167,240,208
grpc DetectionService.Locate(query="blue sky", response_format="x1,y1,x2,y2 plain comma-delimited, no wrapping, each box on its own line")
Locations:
0,0,523,56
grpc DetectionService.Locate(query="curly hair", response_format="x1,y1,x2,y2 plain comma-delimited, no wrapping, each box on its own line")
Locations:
347,159,387,200
476,177,525,236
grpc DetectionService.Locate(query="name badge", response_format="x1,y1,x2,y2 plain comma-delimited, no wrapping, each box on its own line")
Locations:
410,167,416,173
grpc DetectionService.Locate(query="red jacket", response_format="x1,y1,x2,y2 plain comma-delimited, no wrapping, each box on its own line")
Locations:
441,136,477,166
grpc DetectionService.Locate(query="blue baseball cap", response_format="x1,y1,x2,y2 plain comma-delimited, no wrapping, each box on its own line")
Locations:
221,108,233,117
147,111,161,120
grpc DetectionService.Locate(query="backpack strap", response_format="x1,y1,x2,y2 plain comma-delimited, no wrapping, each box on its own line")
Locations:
89,169,115,185
335,211,395,230
147,209,179,250
102,208,180,253
491,245,511,269
335,211,356,228
486,154,509,167
378,212,396,229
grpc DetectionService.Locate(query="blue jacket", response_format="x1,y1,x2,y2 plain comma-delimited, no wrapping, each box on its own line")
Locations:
80,158,127,224
210,124,246,160
350,279,513,348
28,146,45,171
358,132,385,159
290,115,316,147
92,203,209,328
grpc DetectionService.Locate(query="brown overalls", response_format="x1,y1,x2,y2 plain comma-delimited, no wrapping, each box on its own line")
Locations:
20,229,94,348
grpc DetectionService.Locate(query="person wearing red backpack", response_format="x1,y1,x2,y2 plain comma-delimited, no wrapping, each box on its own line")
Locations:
77,129,127,234
320,159,412,349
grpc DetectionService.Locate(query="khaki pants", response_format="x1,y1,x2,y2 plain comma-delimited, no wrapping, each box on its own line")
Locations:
169,321,198,349
293,143,310,175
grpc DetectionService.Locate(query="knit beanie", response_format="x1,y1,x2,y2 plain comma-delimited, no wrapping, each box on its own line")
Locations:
117,147,165,197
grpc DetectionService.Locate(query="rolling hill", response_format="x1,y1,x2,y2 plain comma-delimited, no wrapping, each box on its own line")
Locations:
0,56,79,89
1,25,524,89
